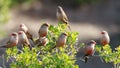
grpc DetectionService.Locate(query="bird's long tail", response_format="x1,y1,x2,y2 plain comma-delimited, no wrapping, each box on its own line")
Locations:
83,55,89,63
26,31,34,41
0,46,6,48
0,44,8,48
68,25,71,31
84,56,88,63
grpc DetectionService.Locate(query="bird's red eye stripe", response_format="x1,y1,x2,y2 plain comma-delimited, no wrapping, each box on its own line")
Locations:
63,33,68,36
43,23,49,27
18,32,22,34
90,40,96,44
101,32,105,34
11,34,16,36
92,42,96,44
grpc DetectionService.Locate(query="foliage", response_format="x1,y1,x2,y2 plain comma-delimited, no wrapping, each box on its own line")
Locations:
3,24,120,68
5,23,120,68
0,0,11,23
6,24,79,68
96,45,120,68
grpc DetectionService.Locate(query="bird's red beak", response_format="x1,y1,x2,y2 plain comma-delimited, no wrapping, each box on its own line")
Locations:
93,42,96,44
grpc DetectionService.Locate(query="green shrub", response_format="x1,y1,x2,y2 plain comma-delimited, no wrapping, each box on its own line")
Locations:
96,45,120,68
6,24,79,68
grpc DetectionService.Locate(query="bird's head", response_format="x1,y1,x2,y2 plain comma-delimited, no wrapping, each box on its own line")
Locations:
89,40,96,45
19,23,25,28
10,32,18,37
62,33,68,36
19,23,28,32
101,31,108,35
57,6,63,13
18,31,24,35
10,32,18,44
42,23,49,27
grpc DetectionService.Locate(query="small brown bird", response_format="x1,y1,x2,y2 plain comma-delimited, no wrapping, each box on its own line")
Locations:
34,23,49,47
18,31,32,50
0,32,18,48
100,31,110,46
83,40,96,63
38,23,49,38
19,23,33,41
53,33,68,49
56,6,71,31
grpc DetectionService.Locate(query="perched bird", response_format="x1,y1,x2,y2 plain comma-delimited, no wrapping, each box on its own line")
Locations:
52,33,68,49
83,40,96,63
34,23,49,47
19,23,33,41
100,31,110,46
18,31,32,50
38,23,49,38
56,6,71,31
0,32,18,48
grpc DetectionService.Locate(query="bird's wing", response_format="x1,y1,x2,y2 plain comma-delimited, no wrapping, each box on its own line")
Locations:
26,31,34,41
6,39,11,44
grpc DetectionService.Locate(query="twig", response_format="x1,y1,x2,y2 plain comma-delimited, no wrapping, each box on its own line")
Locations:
37,51,41,56
113,64,116,68
9,57,15,63
2,54,6,68
116,63,120,68
99,57,104,63
70,57,85,62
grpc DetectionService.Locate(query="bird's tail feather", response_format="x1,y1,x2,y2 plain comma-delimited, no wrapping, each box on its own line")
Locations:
68,25,71,31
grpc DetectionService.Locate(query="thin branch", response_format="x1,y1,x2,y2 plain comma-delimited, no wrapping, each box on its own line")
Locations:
113,63,116,68
99,57,104,63
116,63,120,68
71,57,85,62
9,56,15,63
2,54,6,68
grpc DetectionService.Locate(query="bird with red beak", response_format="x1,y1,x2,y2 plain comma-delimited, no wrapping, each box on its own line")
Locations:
100,31,110,46
83,40,96,63
52,33,68,49
35,23,49,47
18,31,32,50
0,32,18,48
38,23,49,38
19,23,33,41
